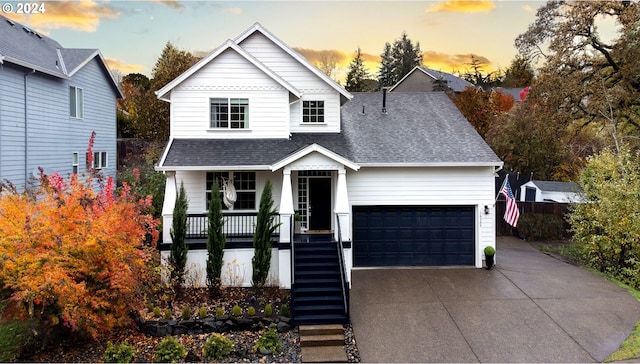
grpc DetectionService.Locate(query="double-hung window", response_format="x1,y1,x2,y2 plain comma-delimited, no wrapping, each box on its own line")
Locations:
206,172,256,210
210,98,249,129
69,86,83,118
302,100,324,123
72,152,79,174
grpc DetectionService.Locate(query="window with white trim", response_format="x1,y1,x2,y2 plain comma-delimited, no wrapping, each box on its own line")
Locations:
302,100,324,123
86,151,107,170
69,86,83,118
210,98,249,129
72,152,79,174
206,171,256,210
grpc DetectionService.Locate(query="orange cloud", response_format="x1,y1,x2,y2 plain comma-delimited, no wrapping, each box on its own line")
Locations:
104,57,144,75
294,48,350,66
423,51,495,74
149,0,183,9
16,1,120,33
426,0,496,13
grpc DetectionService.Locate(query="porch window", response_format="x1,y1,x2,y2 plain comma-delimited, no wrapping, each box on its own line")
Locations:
210,98,249,129
302,100,324,123
206,171,256,210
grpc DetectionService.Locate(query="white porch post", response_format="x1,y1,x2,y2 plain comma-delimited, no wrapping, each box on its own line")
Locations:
278,167,295,288
162,171,177,244
335,168,350,242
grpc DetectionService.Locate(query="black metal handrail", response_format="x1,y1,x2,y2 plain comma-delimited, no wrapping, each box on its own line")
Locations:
185,212,280,239
335,214,349,316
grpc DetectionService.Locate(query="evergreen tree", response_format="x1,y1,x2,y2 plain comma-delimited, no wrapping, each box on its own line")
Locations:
251,180,279,288
502,56,535,88
169,182,189,287
206,180,226,290
345,47,371,92
378,32,423,89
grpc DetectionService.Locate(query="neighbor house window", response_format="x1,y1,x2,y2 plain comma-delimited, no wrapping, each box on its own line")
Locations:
69,86,83,118
86,151,107,170
206,171,256,210
302,100,324,123
210,98,249,129
72,152,79,174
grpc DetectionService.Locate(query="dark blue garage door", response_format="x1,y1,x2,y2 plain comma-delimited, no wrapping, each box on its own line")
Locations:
353,206,475,267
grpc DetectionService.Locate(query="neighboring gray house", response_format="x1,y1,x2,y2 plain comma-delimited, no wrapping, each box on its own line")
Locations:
389,66,476,93
520,180,584,203
0,15,121,188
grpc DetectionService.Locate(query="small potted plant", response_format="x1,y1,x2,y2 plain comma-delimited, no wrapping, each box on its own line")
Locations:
484,246,496,270
294,212,302,234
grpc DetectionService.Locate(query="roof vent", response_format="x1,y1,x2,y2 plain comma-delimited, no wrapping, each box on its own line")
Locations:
382,88,388,114
6,19,15,26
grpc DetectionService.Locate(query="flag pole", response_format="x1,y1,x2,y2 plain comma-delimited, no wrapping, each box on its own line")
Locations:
494,174,508,204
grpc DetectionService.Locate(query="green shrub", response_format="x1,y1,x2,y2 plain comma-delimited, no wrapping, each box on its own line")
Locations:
147,303,155,312
199,306,207,319
216,307,224,317
264,303,273,317
247,306,256,316
254,327,281,353
232,305,242,317
484,246,495,256
202,333,234,360
181,307,191,320
279,304,289,317
154,336,185,363
153,307,162,318
164,308,172,320
103,341,135,363
518,213,565,241
0,320,33,362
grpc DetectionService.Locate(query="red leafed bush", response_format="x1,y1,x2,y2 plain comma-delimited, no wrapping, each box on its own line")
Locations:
0,142,159,340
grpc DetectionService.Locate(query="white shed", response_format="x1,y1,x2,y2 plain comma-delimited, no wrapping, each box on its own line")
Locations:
520,180,584,203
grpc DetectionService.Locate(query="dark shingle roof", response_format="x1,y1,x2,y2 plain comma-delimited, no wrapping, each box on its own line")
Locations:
532,181,583,193
159,92,502,168
420,68,475,93
0,15,121,97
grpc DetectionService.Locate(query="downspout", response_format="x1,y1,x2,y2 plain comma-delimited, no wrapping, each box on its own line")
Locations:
24,69,35,184
0,56,3,179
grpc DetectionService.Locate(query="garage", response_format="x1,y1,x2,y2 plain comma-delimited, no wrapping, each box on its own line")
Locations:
352,206,475,267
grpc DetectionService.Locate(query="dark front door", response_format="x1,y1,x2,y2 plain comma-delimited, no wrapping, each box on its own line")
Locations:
308,178,331,231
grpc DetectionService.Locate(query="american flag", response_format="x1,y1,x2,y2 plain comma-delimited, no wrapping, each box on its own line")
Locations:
500,179,520,227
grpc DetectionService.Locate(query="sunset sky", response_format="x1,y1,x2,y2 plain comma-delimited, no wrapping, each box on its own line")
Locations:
2,1,612,82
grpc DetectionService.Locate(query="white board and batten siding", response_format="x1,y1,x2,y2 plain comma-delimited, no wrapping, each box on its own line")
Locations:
164,170,285,287
347,166,497,267
0,59,117,187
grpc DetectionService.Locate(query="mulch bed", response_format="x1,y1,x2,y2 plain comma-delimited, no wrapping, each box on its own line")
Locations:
18,287,302,363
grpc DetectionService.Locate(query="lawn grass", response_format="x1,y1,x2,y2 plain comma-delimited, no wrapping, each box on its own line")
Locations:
528,240,640,362
0,318,32,362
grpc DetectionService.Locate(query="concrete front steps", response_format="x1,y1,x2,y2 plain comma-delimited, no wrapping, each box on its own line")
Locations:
300,324,348,363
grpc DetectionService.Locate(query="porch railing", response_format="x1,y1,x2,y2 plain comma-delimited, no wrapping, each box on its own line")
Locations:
185,212,281,240
335,214,349,317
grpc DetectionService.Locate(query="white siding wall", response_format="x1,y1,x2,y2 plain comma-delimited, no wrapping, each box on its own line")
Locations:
238,32,342,133
347,166,497,267
170,50,290,139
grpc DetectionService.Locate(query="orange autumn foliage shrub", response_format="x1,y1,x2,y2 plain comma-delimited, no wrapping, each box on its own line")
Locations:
0,168,159,340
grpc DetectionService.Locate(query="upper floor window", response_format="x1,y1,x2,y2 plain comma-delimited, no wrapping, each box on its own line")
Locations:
69,86,83,119
206,171,256,210
303,100,324,123
210,98,249,129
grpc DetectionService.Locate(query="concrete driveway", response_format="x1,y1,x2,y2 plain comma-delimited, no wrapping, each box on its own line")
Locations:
349,236,640,363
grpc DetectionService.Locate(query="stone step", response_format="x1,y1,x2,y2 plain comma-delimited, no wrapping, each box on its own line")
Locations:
299,324,344,336
301,345,348,363
300,333,344,347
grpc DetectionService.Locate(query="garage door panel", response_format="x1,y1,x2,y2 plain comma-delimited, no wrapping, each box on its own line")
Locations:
353,206,475,267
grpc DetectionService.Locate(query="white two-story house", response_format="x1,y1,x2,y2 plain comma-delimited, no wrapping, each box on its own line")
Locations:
155,23,503,325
